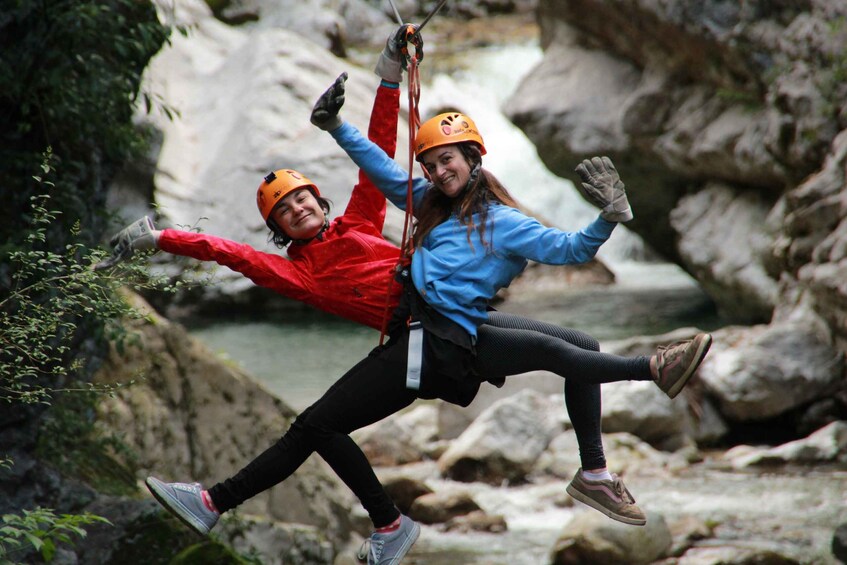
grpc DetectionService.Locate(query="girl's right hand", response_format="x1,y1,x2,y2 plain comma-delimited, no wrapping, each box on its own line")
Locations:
93,216,159,270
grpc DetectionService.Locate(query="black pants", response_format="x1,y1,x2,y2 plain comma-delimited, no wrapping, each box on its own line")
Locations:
479,312,650,470
209,332,428,527
208,314,652,528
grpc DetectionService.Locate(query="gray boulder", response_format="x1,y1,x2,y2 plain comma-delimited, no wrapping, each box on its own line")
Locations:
549,510,672,564
438,389,562,484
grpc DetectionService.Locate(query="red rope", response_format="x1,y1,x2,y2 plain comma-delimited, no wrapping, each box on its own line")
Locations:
402,56,422,263
378,56,423,345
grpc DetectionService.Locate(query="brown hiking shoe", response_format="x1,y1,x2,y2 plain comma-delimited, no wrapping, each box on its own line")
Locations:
654,333,713,399
566,469,647,526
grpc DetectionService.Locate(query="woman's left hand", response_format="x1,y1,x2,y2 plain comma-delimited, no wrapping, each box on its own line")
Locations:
574,156,633,222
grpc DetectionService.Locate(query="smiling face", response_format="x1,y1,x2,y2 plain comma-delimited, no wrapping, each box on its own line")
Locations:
270,188,326,240
420,144,472,198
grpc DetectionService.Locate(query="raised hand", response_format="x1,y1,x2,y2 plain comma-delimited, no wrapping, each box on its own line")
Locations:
310,72,347,132
574,156,633,223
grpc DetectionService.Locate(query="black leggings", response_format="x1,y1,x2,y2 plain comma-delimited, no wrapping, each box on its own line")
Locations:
209,337,419,527
208,314,652,528
479,312,646,471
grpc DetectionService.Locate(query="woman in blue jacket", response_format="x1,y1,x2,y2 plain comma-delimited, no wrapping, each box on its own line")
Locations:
145,73,712,565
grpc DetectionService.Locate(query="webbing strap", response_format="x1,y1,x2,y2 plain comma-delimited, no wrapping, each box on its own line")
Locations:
405,320,424,389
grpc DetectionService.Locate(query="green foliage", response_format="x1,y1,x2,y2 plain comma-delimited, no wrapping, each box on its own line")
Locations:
0,508,111,564
0,0,171,249
0,3,200,563
0,154,180,406
715,87,761,110
0,150,197,565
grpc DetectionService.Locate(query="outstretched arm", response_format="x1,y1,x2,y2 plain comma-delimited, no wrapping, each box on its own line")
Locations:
494,156,634,264
95,217,315,301
494,206,616,266
156,229,314,301
331,121,429,214
310,30,429,217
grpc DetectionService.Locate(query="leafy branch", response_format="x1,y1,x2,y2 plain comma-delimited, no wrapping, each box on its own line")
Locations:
0,154,187,405
0,508,111,564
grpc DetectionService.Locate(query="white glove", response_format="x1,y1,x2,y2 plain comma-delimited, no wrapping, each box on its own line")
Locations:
93,216,159,270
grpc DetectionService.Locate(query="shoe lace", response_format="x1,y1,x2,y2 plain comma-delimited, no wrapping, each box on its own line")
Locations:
656,339,692,373
612,476,636,504
356,536,383,563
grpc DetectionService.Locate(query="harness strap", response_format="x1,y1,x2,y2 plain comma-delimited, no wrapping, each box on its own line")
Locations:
405,320,423,390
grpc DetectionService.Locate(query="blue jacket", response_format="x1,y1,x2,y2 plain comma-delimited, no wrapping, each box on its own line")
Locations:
331,122,616,337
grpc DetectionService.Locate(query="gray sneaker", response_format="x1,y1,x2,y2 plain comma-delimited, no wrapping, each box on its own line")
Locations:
566,469,646,526
145,476,219,535
357,514,420,564
654,333,713,399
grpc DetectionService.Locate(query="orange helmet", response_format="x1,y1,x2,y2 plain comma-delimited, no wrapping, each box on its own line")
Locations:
414,112,486,160
256,169,320,221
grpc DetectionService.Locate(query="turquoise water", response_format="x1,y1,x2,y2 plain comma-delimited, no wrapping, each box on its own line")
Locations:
187,314,380,411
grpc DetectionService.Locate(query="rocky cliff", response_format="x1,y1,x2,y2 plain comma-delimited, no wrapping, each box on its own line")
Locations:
505,0,846,431
91,291,357,561
507,0,846,324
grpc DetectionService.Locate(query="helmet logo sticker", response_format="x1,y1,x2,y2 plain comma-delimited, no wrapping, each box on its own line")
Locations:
438,114,472,137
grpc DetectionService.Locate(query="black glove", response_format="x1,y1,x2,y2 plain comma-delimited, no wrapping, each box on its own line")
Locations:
574,156,633,222
374,24,419,83
310,72,348,132
93,216,159,270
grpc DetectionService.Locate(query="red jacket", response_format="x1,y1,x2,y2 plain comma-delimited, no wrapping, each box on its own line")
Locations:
158,84,403,331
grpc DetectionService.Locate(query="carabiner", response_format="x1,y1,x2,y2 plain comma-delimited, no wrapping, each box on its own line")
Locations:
400,23,424,63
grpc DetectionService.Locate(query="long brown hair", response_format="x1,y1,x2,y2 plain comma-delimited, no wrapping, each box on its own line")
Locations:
413,143,517,251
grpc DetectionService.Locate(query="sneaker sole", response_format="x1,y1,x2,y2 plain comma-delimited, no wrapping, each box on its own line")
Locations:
666,333,713,399
566,483,647,526
145,477,211,536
